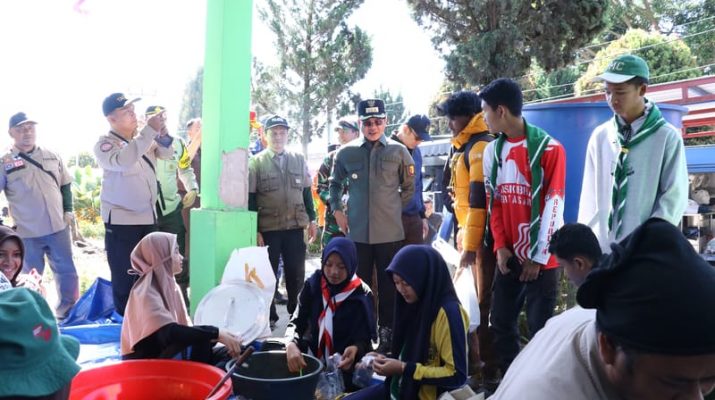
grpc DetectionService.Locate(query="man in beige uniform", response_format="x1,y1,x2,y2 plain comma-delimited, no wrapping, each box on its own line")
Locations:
0,112,79,318
94,93,173,315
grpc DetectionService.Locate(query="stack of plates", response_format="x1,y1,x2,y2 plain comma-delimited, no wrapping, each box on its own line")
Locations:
194,281,268,345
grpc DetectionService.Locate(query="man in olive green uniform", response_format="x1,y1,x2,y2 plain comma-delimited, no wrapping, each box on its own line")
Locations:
148,106,199,304
248,115,317,327
94,93,174,315
329,99,415,350
1,112,79,318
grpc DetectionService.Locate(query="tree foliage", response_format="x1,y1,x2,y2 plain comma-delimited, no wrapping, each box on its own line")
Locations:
251,58,284,117
598,0,715,65
67,151,98,168
71,166,102,224
177,58,285,141
178,68,203,135
575,29,701,95
522,65,584,102
260,0,373,156
406,0,609,86
668,0,715,66
372,87,406,133
518,0,713,103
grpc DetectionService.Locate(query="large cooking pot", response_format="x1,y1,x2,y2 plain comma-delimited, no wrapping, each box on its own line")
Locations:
227,350,322,400
70,359,232,400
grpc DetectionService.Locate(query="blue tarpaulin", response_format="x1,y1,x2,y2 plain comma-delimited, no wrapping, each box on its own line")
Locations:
59,278,123,367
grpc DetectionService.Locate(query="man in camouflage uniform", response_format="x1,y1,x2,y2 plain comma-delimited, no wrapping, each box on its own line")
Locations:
316,118,359,248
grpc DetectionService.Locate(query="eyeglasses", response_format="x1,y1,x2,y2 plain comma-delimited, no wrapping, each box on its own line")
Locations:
362,119,384,128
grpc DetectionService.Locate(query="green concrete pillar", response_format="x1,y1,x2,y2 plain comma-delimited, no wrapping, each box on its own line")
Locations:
189,0,256,314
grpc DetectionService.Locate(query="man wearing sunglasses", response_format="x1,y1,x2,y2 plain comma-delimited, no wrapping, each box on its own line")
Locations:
0,112,79,319
329,99,415,352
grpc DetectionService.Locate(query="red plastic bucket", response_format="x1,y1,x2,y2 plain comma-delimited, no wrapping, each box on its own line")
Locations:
69,360,232,400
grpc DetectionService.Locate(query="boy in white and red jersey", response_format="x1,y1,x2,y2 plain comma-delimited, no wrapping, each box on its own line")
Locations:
480,78,566,377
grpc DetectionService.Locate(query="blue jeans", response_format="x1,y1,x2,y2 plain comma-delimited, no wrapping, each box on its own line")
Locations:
23,227,79,317
490,266,560,374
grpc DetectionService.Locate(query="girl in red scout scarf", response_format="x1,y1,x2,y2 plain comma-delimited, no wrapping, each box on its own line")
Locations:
285,237,376,391
345,245,469,400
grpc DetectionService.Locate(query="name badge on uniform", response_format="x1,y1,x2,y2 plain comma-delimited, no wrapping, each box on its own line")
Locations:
4,157,25,173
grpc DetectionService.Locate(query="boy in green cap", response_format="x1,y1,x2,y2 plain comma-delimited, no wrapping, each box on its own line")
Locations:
0,288,80,399
578,54,688,253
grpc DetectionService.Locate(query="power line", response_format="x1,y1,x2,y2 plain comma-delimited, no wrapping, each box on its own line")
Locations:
579,27,715,67
475,25,715,97
371,16,715,109
578,15,715,52
383,24,715,107
525,63,715,104
514,24,715,82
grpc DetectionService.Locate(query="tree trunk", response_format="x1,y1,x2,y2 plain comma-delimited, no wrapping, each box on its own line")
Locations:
641,0,660,32
326,99,335,147
299,0,315,158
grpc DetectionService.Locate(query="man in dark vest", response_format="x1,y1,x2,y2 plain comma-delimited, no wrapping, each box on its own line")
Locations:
249,115,317,328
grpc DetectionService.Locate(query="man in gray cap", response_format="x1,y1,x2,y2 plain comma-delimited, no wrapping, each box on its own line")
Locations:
490,218,715,399
329,99,415,351
248,114,317,329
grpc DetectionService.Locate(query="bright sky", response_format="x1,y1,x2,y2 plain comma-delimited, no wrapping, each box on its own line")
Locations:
0,0,443,159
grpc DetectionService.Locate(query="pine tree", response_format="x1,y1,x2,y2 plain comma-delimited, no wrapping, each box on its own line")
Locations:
407,0,609,86
260,0,373,156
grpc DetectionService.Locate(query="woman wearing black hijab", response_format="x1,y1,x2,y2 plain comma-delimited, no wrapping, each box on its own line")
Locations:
285,237,376,388
346,245,468,400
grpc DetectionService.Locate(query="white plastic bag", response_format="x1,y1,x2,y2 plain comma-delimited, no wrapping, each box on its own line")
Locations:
432,236,461,267
453,266,480,333
221,246,277,338
315,353,345,400
438,385,485,400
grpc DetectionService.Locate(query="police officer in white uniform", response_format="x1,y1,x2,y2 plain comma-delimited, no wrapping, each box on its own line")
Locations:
94,93,173,315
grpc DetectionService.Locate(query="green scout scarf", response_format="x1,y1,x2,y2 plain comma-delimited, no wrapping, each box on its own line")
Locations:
486,120,551,259
608,102,666,237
